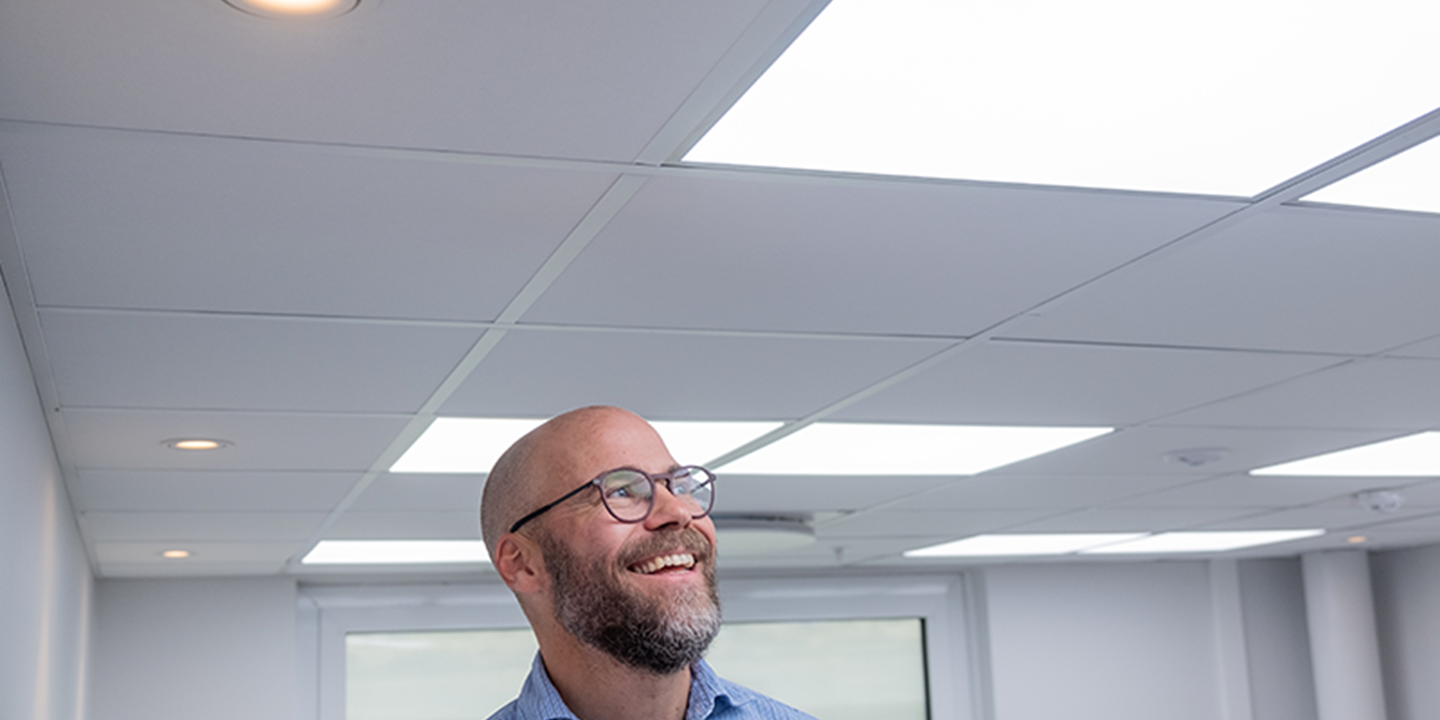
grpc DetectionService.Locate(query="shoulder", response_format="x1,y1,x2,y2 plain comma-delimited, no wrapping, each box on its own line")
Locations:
484,700,520,720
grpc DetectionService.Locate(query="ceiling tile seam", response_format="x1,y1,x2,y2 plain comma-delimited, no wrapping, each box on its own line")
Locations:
498,321,968,344
638,0,832,165
1351,509,1440,532
34,305,503,329
0,117,1267,203
32,305,977,344
1255,104,1440,206
284,175,651,570
72,469,374,477
808,461,1248,537
703,336,995,468
987,336,1369,360
54,406,416,418
949,107,1440,343
0,117,631,178
1170,508,1322,532
71,468,371,475
1133,349,1440,429
1284,199,1440,222
1367,329,1440,359
83,509,329,515
1147,422,1432,434
1121,358,1362,428
0,162,104,575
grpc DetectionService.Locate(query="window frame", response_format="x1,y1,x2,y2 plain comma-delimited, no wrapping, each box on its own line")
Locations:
299,573,982,720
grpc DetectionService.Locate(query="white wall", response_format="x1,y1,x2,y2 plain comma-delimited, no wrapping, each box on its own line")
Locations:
0,269,94,720
91,577,299,720
88,550,1440,720
81,556,1351,720
983,562,1223,720
1371,542,1440,720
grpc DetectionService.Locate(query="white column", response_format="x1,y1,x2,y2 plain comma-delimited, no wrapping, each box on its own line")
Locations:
1302,550,1387,720
1210,559,1254,720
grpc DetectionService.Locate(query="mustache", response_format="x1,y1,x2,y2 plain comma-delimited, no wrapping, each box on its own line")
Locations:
618,527,712,567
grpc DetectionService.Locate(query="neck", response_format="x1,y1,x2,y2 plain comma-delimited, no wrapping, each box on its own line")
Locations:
539,634,693,720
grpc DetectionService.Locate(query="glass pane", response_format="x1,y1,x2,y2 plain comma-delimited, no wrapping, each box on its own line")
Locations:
706,617,929,720
346,617,928,720
346,628,538,720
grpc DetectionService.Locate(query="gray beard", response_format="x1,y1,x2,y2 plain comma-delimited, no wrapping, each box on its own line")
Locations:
539,527,721,675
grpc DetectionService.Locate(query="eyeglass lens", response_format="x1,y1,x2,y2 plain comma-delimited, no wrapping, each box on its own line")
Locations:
599,467,714,522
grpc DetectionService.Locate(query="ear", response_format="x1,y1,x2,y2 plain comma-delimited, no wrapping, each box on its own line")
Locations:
494,532,548,594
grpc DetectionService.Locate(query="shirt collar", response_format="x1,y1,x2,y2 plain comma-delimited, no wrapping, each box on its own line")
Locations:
517,654,755,720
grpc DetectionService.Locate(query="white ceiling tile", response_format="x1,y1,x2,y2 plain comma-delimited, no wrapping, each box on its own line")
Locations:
713,474,953,515
1198,506,1435,532
988,426,1402,477
1112,475,1408,509
41,311,481,412
523,175,1235,334
1016,205,1440,353
0,125,619,319
1388,333,1440,359
349,473,486,512
439,328,952,420
93,541,298,565
99,562,293,578
73,469,358,512
1161,358,1440,430
831,342,1335,426
816,509,1055,539
1383,480,1440,508
1351,512,1440,534
325,511,481,540
715,537,947,570
0,0,772,160
1006,507,1262,533
83,511,327,541
63,409,408,470
884,475,1196,511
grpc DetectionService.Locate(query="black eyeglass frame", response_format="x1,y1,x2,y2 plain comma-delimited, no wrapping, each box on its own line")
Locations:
508,465,716,534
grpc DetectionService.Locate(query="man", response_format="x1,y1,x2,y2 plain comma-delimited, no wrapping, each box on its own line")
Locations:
480,406,816,720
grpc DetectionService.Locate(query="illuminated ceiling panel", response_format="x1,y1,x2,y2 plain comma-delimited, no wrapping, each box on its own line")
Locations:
687,0,1440,197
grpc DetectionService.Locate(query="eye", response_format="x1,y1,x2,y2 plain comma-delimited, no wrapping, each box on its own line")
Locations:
601,471,652,501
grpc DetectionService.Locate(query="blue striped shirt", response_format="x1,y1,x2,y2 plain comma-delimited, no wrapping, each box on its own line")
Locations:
486,654,817,720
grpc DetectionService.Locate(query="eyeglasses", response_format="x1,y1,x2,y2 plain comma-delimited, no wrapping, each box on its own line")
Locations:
508,466,716,534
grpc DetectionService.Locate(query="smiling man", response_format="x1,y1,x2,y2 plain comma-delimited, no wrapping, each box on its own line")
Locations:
480,406,815,720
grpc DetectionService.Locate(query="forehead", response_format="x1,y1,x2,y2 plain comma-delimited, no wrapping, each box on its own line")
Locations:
532,410,676,494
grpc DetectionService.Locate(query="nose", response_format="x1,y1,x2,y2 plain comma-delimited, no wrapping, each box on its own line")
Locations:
642,480,694,530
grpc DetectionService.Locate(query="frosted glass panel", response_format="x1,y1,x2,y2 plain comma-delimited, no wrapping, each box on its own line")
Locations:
346,618,928,720
705,618,928,720
346,628,538,720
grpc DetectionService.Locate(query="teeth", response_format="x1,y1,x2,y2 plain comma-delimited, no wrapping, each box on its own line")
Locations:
633,553,696,574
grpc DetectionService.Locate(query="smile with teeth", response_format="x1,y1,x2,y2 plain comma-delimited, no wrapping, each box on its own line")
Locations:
629,553,697,575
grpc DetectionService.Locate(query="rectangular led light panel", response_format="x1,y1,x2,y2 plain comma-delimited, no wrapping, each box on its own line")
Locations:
686,0,1440,197
718,423,1110,475
1251,432,1440,477
1303,134,1440,215
390,417,543,474
302,540,490,565
1081,530,1323,554
390,417,782,474
904,534,1147,557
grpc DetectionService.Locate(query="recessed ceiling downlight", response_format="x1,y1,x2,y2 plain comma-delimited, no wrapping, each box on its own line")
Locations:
160,549,192,559
163,438,231,451
223,0,359,19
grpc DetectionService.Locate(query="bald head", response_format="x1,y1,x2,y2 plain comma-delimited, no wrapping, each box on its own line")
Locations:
479,406,673,557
